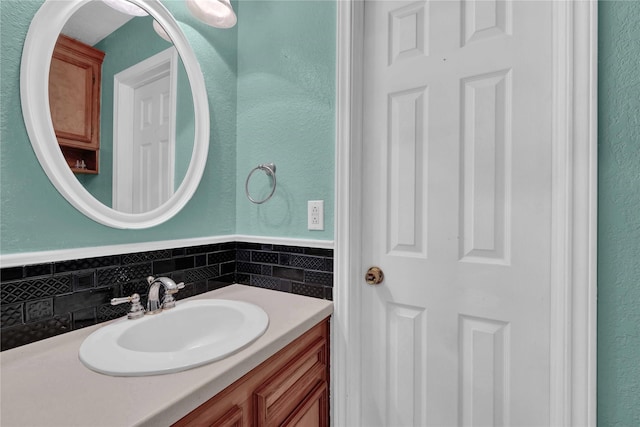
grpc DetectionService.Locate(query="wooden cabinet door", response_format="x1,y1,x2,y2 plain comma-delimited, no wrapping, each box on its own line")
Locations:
210,405,245,427
49,35,104,150
254,336,328,426
281,381,328,427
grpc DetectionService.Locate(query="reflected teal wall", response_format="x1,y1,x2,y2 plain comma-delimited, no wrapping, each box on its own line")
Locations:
0,0,237,252
235,1,335,240
598,1,640,425
77,15,194,206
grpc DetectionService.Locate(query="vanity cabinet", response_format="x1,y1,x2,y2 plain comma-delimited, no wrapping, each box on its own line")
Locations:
48,34,104,174
174,318,329,427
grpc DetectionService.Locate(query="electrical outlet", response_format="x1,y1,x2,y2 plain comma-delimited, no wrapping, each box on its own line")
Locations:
308,200,324,230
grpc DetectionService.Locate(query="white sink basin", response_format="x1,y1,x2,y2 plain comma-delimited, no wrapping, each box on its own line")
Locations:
79,299,269,376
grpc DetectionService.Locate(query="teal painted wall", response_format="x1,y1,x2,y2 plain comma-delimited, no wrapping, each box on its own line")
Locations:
598,1,640,425
235,1,335,240
0,0,238,253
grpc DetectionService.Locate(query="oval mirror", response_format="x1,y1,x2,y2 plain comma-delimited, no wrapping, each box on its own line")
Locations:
21,0,209,229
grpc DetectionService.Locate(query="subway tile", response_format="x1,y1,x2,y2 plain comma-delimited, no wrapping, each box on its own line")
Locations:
236,273,251,285
185,266,220,283
121,250,171,265
325,287,333,301
0,314,71,351
55,256,120,273
1,276,72,304
172,248,186,257
237,250,251,262
252,251,278,264
273,245,305,254
73,307,97,329
97,263,152,287
305,271,333,287
0,303,23,327
221,262,236,275
195,254,207,267
97,303,128,323
237,262,262,275
73,270,96,291
25,299,54,322
304,247,333,257
236,242,262,250
279,253,290,266
220,242,237,250
152,257,194,274
54,287,117,315
272,266,305,282
24,263,53,278
292,282,324,299
208,250,236,264
279,279,292,293
211,273,235,285
207,280,232,291
1,267,24,281
288,255,325,271
250,275,280,290
185,244,221,255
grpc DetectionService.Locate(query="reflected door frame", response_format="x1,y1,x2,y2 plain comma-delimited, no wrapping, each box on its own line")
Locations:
112,46,178,213
332,1,598,426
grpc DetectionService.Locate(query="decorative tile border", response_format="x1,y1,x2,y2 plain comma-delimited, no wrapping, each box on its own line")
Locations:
0,242,333,351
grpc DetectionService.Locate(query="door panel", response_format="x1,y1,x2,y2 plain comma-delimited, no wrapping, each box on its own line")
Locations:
361,1,552,425
133,74,172,213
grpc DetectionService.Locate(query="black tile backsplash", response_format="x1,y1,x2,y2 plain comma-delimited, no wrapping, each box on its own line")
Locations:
0,241,333,351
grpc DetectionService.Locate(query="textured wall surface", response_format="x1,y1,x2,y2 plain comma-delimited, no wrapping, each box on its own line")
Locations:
0,0,238,253
235,1,335,240
598,1,640,425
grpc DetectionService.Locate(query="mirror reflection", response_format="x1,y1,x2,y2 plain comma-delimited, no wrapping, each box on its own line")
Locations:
49,0,195,213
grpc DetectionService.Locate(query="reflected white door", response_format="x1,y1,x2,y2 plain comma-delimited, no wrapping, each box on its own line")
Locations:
361,1,553,425
113,47,177,214
131,74,172,213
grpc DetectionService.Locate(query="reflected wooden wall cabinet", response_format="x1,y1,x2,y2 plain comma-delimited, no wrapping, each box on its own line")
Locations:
49,34,104,174
174,318,330,427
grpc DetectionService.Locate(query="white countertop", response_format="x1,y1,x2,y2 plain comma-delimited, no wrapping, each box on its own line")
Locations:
0,284,333,427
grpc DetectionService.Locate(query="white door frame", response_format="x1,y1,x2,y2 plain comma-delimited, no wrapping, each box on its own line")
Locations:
112,47,178,212
332,1,598,426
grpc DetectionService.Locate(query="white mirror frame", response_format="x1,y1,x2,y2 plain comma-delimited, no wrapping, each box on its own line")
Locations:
21,0,209,229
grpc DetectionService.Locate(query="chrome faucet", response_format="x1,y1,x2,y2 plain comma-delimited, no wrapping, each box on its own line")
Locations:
146,276,185,314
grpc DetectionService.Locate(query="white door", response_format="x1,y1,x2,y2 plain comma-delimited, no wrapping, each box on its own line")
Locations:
131,74,173,213
361,1,553,425
112,47,177,214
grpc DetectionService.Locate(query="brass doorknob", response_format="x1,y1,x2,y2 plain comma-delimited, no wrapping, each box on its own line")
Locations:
365,266,384,285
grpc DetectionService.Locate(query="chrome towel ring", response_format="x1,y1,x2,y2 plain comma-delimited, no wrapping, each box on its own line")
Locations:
245,163,277,204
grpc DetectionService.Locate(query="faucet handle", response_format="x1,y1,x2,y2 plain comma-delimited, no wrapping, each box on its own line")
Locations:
168,281,185,294
111,293,145,320
162,282,185,309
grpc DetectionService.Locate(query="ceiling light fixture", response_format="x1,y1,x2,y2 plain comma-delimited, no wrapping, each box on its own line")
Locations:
185,0,237,29
152,20,171,42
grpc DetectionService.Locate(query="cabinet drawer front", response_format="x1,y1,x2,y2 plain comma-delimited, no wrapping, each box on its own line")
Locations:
255,337,328,426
